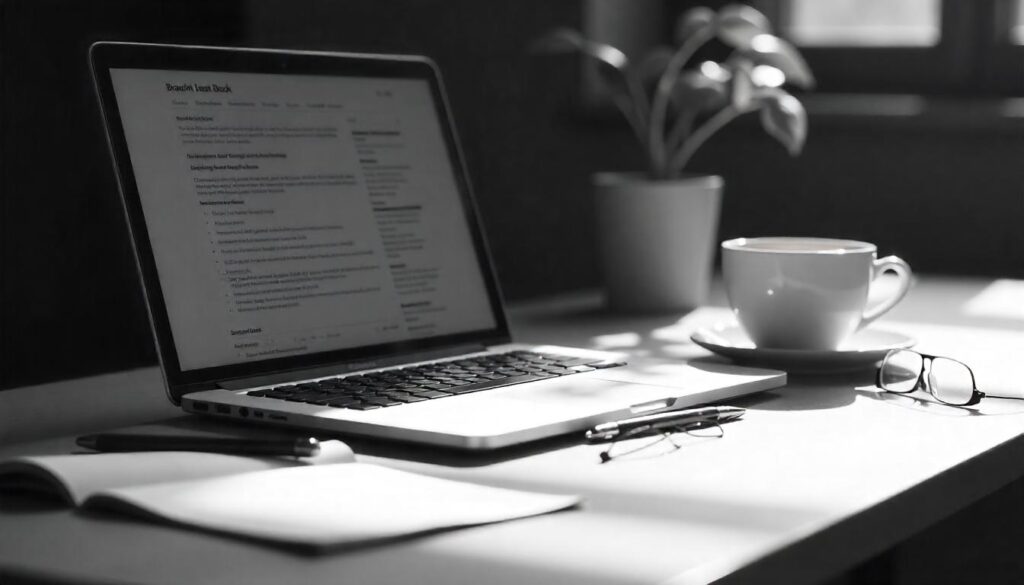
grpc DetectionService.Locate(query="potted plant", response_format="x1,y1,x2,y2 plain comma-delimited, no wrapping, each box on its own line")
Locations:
532,4,813,312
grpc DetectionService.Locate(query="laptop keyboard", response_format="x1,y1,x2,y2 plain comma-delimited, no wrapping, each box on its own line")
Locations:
246,350,625,411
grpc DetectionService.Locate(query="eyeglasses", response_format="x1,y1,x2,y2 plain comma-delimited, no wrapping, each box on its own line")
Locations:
598,420,724,463
876,349,984,406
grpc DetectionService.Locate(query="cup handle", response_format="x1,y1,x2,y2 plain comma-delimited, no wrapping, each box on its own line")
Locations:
859,255,912,329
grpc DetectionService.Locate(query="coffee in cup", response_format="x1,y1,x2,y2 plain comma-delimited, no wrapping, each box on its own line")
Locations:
721,237,912,350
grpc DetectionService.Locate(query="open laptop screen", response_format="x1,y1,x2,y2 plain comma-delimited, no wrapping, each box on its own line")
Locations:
93,46,508,394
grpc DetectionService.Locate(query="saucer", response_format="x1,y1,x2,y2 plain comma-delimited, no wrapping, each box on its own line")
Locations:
690,324,916,374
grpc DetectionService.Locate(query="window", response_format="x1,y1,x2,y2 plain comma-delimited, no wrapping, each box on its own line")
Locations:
584,1,1024,102
759,0,1024,95
788,0,940,47
1013,0,1024,44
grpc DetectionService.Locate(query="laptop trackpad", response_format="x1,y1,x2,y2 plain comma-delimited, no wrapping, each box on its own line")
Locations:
361,377,676,436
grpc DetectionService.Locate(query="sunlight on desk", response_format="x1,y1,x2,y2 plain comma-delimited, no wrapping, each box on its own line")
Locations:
591,331,643,350
892,321,1024,398
649,309,738,360
583,308,738,362
963,279,1024,321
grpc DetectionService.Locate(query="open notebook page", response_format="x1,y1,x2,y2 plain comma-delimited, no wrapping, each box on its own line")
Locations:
87,463,581,551
0,440,355,505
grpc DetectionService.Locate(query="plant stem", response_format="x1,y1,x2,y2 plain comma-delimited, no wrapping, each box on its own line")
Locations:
625,72,649,136
610,91,647,150
667,104,747,177
664,109,697,159
647,28,715,179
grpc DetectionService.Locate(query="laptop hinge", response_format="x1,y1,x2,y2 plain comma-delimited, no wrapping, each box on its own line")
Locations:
216,344,490,391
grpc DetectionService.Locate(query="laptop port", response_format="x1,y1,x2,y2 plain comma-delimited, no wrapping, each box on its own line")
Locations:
215,404,231,415
191,402,209,412
268,414,287,421
238,407,250,418
253,411,264,419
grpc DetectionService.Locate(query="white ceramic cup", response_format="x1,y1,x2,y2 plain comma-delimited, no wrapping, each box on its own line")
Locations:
721,237,912,350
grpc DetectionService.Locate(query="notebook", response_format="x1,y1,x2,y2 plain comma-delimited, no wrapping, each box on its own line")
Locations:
89,42,785,449
0,441,579,551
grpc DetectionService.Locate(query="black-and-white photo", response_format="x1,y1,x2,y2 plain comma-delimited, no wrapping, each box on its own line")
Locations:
2,1,1022,583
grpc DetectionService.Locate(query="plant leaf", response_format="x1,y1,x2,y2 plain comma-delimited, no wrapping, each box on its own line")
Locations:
730,60,754,110
751,64,785,88
529,27,634,101
528,28,585,54
530,28,628,67
744,34,815,89
699,60,732,83
716,4,772,49
675,6,716,44
634,45,675,96
759,91,807,156
530,28,648,146
671,69,728,112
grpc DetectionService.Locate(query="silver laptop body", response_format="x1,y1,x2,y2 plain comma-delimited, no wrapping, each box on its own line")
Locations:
91,42,784,449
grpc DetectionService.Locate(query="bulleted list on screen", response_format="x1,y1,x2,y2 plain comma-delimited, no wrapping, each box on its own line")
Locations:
111,69,495,370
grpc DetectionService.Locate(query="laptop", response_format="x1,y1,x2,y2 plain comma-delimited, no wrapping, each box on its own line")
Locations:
90,42,785,449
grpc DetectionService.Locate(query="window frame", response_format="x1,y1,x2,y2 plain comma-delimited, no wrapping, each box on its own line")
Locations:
755,0,1024,96
582,0,1024,117
754,0,978,95
978,0,1024,94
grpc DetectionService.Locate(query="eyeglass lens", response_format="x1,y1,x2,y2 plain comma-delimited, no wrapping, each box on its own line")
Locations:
879,349,922,393
928,357,975,405
880,350,975,406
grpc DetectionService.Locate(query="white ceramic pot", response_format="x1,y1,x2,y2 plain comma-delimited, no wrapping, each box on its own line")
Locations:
593,172,722,313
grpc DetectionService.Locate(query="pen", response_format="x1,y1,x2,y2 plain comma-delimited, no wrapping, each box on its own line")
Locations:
584,406,745,443
75,434,321,457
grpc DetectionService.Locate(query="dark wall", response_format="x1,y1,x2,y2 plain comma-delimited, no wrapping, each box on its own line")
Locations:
697,115,1024,277
240,0,637,299
0,0,248,389
2,1,1023,390
0,0,636,389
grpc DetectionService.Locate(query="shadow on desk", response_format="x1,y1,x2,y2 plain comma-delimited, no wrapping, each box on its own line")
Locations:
115,361,881,467
114,414,587,467
0,493,63,513
699,357,869,412
854,387,1024,418
0,565,110,585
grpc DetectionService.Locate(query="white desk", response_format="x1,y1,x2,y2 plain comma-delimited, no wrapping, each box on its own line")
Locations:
1,276,1022,585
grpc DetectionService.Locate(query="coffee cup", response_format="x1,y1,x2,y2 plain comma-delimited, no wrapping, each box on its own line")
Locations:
721,237,912,350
